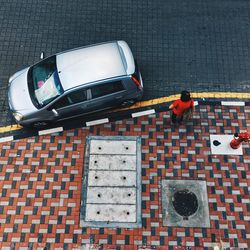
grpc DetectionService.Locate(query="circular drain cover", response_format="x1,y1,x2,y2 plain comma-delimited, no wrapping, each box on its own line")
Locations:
172,189,198,219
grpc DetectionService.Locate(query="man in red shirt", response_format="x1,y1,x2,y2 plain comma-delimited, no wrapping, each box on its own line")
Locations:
169,90,194,124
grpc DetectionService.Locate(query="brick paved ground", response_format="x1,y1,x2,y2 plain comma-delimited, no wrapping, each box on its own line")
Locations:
0,104,249,249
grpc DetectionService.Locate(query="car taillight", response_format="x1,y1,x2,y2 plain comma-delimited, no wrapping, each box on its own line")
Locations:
132,75,142,89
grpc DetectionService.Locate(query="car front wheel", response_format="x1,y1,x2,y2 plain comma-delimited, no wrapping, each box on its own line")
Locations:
31,121,51,128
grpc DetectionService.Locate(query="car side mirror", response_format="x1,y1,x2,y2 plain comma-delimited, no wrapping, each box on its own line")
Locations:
52,109,59,117
40,52,45,60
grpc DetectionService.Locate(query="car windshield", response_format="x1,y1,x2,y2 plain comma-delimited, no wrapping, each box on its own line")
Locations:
28,56,63,108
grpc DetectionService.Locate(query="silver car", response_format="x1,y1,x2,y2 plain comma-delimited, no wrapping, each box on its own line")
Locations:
8,41,143,127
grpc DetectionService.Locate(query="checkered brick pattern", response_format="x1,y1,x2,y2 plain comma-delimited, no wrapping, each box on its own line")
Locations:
0,105,249,249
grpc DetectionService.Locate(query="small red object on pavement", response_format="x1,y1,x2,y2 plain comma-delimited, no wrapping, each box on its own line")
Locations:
230,132,250,149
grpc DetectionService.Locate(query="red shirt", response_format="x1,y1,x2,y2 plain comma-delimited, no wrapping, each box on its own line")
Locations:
172,99,194,116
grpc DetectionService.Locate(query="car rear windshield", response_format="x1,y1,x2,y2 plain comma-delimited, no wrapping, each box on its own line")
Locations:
28,56,64,108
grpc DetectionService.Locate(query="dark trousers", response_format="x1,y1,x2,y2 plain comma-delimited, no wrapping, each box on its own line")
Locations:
171,112,183,123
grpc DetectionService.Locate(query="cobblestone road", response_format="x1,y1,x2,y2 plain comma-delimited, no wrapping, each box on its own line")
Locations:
1,0,250,124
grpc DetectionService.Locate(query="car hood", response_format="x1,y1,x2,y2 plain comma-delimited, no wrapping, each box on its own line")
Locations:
8,68,37,115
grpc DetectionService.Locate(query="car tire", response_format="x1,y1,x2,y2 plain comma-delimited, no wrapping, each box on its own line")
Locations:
121,99,136,107
31,121,50,128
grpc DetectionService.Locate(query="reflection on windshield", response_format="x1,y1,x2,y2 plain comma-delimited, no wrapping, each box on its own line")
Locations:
28,56,63,108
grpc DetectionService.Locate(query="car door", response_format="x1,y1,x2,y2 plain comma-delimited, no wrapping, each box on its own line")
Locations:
48,87,89,120
86,80,126,113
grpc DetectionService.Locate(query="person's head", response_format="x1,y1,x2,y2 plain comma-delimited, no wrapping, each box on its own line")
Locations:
180,90,191,102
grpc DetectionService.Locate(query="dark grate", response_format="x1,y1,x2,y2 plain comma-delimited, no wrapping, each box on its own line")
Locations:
172,189,198,220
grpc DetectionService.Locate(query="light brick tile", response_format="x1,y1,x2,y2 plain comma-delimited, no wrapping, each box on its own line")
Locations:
11,237,20,242
236,224,245,229
151,222,159,227
177,232,185,237
238,243,248,248
134,240,142,245
58,211,67,215
99,239,108,244
7,210,16,215
48,162,56,166
39,229,48,233
151,241,160,246
56,229,65,233
217,207,226,211
235,207,243,212
186,242,195,246
55,169,63,173
34,202,43,206
48,220,58,224
116,240,125,244
210,215,219,220
32,219,40,224
41,211,50,215
47,238,55,243
169,241,177,246
27,194,35,198
66,220,75,224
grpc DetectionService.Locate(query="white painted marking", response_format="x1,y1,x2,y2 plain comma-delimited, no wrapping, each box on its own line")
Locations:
210,134,243,155
221,101,245,106
194,101,199,106
0,136,14,143
87,187,136,204
86,118,109,126
90,140,136,155
88,170,136,186
38,127,63,136
132,109,155,118
89,155,136,170
85,204,136,222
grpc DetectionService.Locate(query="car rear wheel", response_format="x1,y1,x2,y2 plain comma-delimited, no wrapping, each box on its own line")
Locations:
121,99,136,107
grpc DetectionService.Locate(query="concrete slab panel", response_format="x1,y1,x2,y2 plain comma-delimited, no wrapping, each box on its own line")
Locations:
88,170,136,187
85,204,136,222
86,187,136,204
81,136,141,228
210,134,243,155
89,155,136,171
90,140,136,155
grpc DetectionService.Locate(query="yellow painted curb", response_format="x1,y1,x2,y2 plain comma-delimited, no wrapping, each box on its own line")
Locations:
0,124,22,133
116,92,250,111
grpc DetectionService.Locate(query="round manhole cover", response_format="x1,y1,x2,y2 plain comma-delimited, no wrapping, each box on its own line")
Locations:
172,189,198,219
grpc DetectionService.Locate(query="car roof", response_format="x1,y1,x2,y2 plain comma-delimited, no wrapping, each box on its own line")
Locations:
56,41,127,91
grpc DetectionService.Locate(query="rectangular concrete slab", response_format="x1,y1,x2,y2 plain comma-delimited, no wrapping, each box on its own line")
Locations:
85,204,136,222
210,134,243,155
89,155,136,171
88,170,136,186
90,140,136,155
86,187,136,204
81,136,141,228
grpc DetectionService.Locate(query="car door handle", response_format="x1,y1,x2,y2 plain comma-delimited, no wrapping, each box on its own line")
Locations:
115,96,123,99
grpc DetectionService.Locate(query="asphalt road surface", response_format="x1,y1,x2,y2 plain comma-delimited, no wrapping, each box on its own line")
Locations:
1,0,250,127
